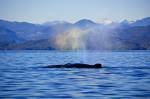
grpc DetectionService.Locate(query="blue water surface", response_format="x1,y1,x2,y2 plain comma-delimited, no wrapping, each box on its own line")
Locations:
0,50,150,98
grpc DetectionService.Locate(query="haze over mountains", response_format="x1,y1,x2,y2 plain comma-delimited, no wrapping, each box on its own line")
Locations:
0,17,150,50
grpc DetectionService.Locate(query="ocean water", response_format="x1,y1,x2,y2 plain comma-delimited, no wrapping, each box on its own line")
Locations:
0,50,150,98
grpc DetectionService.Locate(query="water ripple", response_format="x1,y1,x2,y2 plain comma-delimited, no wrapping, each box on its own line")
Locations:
0,50,150,98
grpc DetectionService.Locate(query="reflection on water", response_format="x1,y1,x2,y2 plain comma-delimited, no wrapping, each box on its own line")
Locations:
0,50,150,98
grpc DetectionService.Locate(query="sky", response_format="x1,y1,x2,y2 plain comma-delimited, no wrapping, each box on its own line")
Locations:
0,0,150,23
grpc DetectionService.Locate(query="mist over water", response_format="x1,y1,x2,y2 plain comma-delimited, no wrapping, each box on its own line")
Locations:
53,25,121,50
54,28,85,50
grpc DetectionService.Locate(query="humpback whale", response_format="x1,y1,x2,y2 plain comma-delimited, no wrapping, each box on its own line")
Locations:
44,63,102,68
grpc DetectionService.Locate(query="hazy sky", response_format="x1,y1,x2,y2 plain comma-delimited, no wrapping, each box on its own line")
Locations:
0,0,150,23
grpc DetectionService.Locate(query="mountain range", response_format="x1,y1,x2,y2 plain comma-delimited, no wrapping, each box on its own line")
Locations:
0,17,150,50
